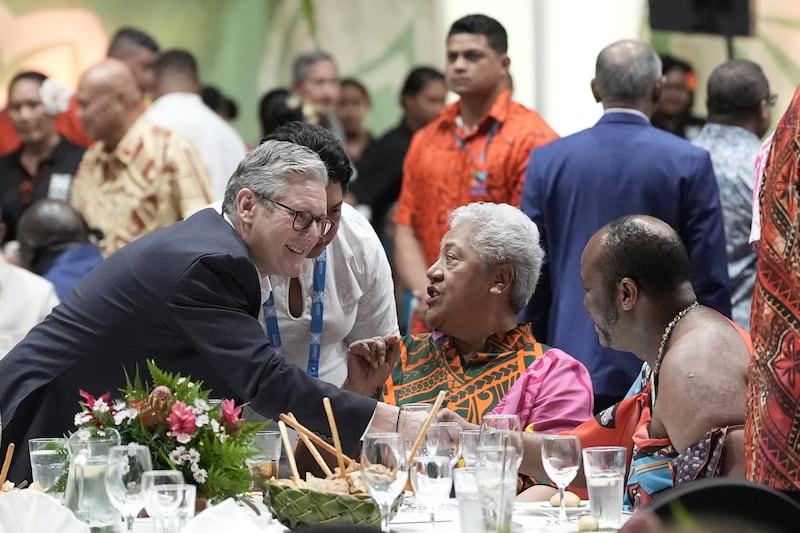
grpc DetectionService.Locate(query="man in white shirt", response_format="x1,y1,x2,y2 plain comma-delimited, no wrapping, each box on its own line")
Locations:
0,210,58,358
146,49,247,200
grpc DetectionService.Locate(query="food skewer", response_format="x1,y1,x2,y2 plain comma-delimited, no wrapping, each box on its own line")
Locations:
406,390,447,465
278,413,355,466
0,443,15,488
287,413,334,478
323,397,347,478
278,420,301,485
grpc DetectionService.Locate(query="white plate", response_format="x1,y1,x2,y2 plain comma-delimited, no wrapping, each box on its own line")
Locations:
0,490,89,533
515,500,590,516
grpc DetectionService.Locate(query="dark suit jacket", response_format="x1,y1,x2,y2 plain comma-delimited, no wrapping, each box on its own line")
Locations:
0,208,376,482
521,111,732,399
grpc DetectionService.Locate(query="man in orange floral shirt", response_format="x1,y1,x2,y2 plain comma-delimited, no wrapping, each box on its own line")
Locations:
394,14,558,333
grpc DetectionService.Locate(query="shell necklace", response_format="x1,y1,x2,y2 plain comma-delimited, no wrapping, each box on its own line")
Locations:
653,300,699,377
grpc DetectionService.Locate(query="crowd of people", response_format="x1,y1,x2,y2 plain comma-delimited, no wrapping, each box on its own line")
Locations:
0,10,798,524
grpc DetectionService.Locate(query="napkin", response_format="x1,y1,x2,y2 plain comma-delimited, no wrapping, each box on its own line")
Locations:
181,498,284,533
0,490,89,533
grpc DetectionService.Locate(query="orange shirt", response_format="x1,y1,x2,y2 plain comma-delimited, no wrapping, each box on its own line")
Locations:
395,89,558,271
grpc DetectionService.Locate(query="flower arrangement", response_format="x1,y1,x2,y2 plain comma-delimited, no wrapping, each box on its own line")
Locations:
73,360,265,502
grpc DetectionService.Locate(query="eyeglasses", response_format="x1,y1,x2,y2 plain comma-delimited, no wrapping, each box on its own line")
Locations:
262,197,334,237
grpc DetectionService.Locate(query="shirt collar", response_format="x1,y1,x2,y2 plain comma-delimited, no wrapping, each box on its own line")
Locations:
442,88,512,135
603,107,650,121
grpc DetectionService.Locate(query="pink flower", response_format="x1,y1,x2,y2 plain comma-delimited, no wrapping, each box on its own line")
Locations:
221,399,242,424
79,389,110,409
168,401,196,436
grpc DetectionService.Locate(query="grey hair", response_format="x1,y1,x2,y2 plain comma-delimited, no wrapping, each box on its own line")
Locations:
448,202,544,313
594,39,662,105
221,140,327,220
292,51,335,86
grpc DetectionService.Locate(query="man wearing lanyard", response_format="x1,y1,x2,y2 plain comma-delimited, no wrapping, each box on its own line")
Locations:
262,122,398,386
394,13,558,333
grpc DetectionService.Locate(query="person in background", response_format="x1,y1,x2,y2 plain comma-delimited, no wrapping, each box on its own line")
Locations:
394,14,558,333
146,49,247,200
291,51,344,142
521,39,730,413
0,72,85,245
748,80,800,505
336,78,374,166
16,199,103,299
0,205,59,359
346,202,592,432
262,122,398,386
348,66,446,242
692,59,773,330
70,59,212,256
258,88,306,139
0,26,159,157
651,55,705,140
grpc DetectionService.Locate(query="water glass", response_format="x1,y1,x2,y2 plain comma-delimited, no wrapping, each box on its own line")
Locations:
479,414,523,469
410,456,452,528
541,435,581,527
28,437,67,495
247,430,281,490
428,422,461,467
459,430,481,467
397,403,433,460
582,446,626,528
476,444,518,532
453,467,483,533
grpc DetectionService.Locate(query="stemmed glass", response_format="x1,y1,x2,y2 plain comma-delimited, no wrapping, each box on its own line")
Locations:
396,403,433,459
541,435,582,527
410,456,453,530
142,470,185,533
361,432,408,533
105,444,153,533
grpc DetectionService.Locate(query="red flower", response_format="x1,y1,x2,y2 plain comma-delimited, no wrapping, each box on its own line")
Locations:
167,401,196,436
149,385,174,404
79,389,110,409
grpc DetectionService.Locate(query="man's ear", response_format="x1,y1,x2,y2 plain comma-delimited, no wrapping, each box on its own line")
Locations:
618,277,638,311
489,263,514,296
236,188,259,225
651,76,665,106
591,78,601,103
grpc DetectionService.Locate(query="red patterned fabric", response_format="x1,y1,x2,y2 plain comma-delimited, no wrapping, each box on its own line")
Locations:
747,83,800,492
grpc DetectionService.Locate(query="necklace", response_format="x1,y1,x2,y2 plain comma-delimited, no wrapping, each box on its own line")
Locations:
653,300,699,377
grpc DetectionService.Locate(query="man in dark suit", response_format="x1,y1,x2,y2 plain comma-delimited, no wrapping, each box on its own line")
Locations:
0,138,398,482
520,39,731,413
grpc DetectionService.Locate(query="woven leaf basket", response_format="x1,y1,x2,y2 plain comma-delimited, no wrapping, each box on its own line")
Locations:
264,480,402,529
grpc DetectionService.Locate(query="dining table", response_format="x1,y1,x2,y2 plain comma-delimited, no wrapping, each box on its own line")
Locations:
129,496,628,532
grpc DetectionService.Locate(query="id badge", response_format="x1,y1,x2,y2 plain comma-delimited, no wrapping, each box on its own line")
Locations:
470,168,488,196
48,173,72,200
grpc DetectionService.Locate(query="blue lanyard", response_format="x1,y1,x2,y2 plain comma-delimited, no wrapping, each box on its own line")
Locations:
455,120,501,194
263,248,327,377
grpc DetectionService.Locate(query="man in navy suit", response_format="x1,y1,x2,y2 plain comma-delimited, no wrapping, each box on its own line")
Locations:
520,39,731,412
0,139,398,482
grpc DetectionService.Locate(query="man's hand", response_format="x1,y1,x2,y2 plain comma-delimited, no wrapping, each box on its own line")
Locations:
342,335,401,397
436,408,478,431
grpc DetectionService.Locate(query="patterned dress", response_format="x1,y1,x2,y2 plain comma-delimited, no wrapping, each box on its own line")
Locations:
748,84,800,493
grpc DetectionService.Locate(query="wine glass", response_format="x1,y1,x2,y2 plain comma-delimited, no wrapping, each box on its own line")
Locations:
410,456,452,529
428,423,460,468
142,470,185,532
479,414,523,468
361,432,408,533
105,444,153,533
541,435,581,527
